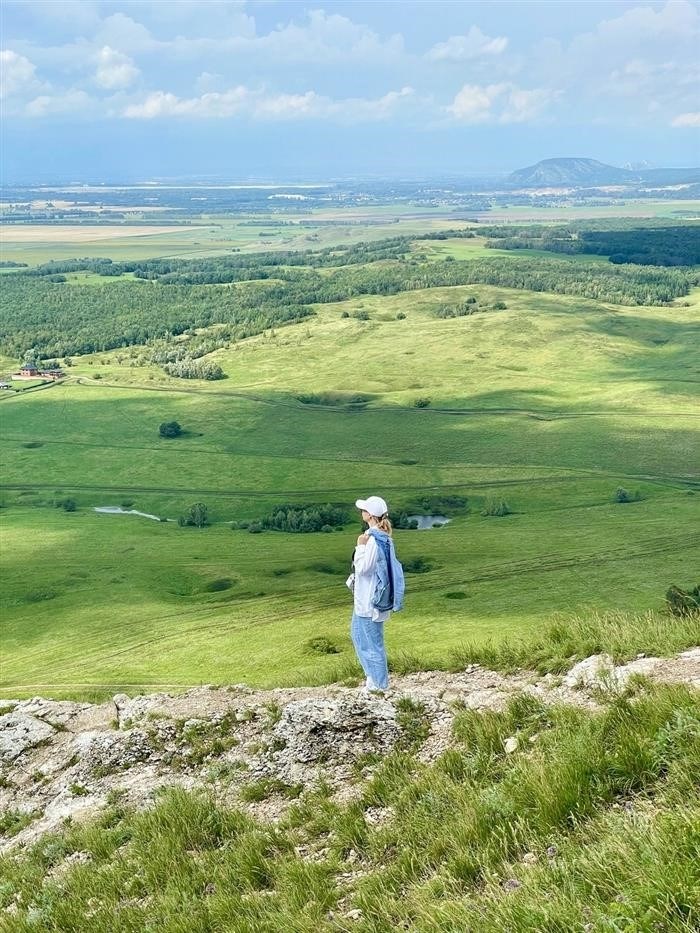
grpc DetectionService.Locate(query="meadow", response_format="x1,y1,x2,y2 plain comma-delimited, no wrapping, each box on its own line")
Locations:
1,226,698,699
0,208,462,266
1,196,695,266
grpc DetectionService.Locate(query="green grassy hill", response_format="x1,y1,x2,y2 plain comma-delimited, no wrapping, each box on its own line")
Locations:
1,260,698,699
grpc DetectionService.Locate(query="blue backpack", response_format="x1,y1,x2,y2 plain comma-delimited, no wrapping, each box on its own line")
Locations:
367,528,405,613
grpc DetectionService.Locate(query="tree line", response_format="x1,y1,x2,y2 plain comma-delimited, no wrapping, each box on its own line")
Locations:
0,276,312,359
2,234,697,363
483,225,700,267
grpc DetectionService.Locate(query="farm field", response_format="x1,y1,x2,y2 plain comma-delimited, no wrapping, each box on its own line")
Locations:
474,199,700,221
0,208,467,266
1,242,699,699
3,197,698,266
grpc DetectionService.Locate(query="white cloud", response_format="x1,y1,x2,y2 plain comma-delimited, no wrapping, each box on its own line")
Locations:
123,84,415,122
124,87,249,118
246,9,405,63
591,0,699,44
446,82,555,124
116,1,255,41
86,7,402,65
426,27,508,62
1,49,39,99
345,86,415,121
25,89,93,117
671,112,700,127
95,46,139,89
445,83,506,123
94,13,154,53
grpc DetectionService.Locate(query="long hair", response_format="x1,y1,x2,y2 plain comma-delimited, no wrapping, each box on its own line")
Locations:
375,513,393,536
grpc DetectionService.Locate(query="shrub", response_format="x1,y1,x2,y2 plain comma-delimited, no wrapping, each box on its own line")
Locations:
178,503,208,527
340,311,350,318
204,578,233,592
403,494,468,514
304,636,342,656
404,556,433,574
24,589,58,603
296,391,372,408
615,487,642,503
163,360,225,381
413,397,431,408
481,498,512,516
666,584,700,617
353,310,370,321
396,312,406,320
0,809,37,837
159,421,182,438
56,497,77,512
248,522,263,534
259,503,349,533
393,513,419,529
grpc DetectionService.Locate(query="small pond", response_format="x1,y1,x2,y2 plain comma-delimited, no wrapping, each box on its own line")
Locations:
406,515,450,530
95,507,167,522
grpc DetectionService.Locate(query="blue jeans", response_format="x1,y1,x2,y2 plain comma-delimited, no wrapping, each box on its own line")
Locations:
350,612,389,690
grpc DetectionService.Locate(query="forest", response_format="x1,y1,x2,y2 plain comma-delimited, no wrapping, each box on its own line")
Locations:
481,223,700,266
2,226,698,366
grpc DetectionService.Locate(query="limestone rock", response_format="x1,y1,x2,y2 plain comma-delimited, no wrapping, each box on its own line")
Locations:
269,695,399,779
563,654,617,689
72,729,153,775
0,713,55,763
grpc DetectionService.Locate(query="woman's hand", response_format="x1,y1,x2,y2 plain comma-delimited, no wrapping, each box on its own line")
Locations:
357,533,369,545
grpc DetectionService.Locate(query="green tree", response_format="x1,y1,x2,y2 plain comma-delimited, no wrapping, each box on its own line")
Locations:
179,503,208,527
159,421,182,438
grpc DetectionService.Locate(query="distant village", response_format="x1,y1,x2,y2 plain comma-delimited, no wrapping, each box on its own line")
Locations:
0,364,65,390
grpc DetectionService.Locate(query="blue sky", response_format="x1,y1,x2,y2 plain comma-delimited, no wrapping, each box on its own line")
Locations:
1,0,699,181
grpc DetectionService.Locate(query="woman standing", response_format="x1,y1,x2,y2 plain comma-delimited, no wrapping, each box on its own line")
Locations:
348,495,396,692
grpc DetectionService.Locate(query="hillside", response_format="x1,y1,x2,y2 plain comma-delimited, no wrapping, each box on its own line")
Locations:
1,228,699,702
1,211,699,929
1,642,698,929
509,158,636,187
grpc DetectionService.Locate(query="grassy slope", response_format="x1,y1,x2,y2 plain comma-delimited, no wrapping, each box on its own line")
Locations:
0,265,698,697
2,682,698,930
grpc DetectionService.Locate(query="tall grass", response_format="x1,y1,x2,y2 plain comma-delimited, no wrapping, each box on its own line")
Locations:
1,683,697,930
440,609,700,675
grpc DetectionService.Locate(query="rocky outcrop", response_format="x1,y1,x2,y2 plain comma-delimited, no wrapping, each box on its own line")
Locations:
1,648,698,852
0,713,56,763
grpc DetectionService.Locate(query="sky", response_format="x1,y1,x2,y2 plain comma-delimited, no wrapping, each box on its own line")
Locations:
1,0,699,182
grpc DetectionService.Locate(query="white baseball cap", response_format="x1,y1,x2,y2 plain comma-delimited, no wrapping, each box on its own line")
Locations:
355,495,389,517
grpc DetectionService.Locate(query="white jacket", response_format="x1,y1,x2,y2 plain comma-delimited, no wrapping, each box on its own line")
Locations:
347,536,391,622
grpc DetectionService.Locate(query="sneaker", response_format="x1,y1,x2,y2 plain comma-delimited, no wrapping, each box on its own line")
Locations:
363,677,388,695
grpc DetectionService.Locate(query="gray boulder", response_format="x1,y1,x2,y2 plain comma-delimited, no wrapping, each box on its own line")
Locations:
270,696,399,777
0,713,55,763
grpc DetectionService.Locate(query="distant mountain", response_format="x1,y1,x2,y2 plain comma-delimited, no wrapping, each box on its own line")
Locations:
508,158,635,187
637,166,700,185
508,157,700,188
